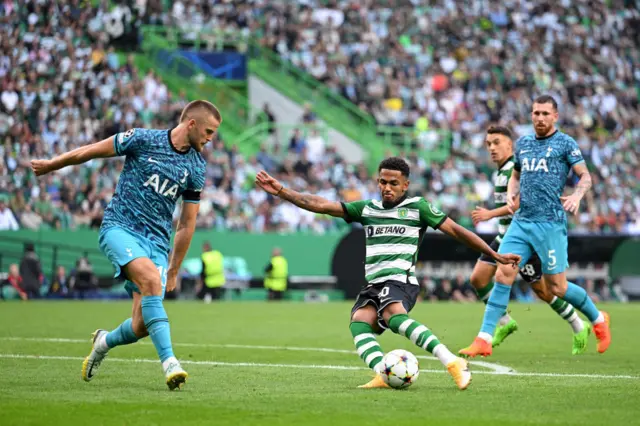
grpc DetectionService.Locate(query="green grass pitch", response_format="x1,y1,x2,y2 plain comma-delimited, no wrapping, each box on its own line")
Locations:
0,301,638,426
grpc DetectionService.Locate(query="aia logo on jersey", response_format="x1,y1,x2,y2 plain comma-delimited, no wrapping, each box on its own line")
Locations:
143,174,179,199
521,158,549,173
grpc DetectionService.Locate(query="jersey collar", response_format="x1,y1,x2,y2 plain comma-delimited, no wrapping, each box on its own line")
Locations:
498,155,514,170
535,129,558,141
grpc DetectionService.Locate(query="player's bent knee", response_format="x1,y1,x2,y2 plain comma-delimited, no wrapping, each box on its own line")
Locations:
351,304,378,325
544,274,568,296
381,302,407,323
495,265,517,284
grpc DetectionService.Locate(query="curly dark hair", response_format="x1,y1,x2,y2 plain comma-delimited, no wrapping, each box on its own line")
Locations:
378,157,410,177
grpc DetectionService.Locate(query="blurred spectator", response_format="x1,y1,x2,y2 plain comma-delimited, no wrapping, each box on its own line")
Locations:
48,265,69,299
19,243,43,299
69,257,98,299
2,263,27,300
0,198,18,230
1,0,637,237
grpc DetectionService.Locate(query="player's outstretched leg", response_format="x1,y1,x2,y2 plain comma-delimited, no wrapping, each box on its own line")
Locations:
82,290,149,382
547,278,611,353
349,321,389,389
470,262,518,348
386,312,471,390
530,281,590,354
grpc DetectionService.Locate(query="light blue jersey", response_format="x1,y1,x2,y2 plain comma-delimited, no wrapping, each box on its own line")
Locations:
513,130,584,223
101,128,206,250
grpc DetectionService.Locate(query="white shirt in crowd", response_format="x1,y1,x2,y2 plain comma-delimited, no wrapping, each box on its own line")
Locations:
0,206,19,231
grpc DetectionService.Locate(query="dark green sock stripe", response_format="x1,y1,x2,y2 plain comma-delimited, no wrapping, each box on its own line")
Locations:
415,330,434,347
426,338,440,353
476,282,494,301
404,321,420,338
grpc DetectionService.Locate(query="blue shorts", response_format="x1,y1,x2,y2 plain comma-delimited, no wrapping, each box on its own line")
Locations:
498,220,568,275
99,226,168,299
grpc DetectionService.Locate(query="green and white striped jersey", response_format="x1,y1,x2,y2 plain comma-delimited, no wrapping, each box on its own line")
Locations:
341,196,447,286
494,155,515,242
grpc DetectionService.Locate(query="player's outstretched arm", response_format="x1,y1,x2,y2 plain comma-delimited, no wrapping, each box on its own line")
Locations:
560,162,592,215
30,137,117,176
255,170,345,217
506,169,520,214
166,202,199,292
438,217,520,266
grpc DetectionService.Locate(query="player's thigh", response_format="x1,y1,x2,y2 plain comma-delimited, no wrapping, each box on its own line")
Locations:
131,292,149,338
380,283,420,325
149,247,169,297
532,222,568,275
99,227,149,280
351,286,382,325
122,257,163,296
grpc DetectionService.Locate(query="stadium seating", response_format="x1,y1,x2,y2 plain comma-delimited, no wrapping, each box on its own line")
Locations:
0,0,638,237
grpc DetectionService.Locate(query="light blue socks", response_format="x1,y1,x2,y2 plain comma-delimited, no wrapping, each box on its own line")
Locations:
141,295,175,362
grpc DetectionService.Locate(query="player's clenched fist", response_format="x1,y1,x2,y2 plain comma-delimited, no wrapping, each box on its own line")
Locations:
494,253,521,267
31,159,54,176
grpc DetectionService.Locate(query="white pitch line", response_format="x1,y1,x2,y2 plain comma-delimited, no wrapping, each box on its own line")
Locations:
0,353,637,380
0,336,515,374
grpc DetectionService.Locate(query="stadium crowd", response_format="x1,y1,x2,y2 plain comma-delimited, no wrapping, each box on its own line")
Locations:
0,0,638,236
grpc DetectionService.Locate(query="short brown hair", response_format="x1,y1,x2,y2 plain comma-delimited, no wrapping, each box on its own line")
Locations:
533,95,558,111
180,100,222,123
486,125,513,139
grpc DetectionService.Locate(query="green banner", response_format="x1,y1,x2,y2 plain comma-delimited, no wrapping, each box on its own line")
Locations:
0,230,343,277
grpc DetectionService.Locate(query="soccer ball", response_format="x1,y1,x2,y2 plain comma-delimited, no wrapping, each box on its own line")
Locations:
379,349,420,389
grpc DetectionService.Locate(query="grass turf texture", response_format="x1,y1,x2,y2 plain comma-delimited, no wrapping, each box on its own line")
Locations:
0,301,638,426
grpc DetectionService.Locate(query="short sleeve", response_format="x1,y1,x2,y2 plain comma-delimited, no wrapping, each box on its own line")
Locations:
513,136,523,172
183,161,206,204
565,136,585,166
114,128,143,156
341,200,368,223
418,198,447,229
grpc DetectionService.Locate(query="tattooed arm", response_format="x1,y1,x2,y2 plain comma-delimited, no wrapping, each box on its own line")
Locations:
255,171,345,217
561,162,592,215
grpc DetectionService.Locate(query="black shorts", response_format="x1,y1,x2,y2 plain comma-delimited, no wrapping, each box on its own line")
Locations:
350,281,420,334
479,238,542,284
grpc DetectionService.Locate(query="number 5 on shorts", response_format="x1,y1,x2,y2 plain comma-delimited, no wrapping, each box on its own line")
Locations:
548,250,557,270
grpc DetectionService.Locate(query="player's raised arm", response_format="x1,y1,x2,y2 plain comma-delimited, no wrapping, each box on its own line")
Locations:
30,136,117,176
438,217,521,266
255,170,345,217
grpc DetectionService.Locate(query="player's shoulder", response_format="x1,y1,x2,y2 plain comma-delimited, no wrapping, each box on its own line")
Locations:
188,150,207,174
397,196,435,211
556,131,578,145
515,133,535,145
